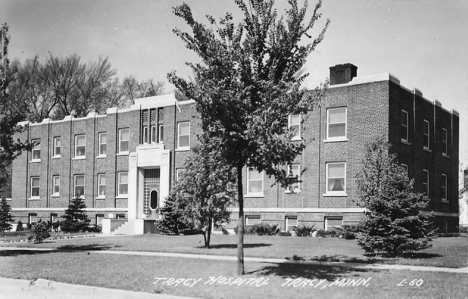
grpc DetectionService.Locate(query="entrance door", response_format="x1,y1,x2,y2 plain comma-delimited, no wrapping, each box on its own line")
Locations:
143,169,160,216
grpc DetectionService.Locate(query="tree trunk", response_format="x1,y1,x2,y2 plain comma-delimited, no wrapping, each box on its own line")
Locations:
206,217,212,249
203,231,207,248
236,163,245,275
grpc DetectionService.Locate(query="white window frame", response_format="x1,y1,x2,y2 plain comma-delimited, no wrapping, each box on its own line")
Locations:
31,139,41,162
325,162,347,196
30,177,40,199
422,169,429,198
118,172,128,197
97,174,106,198
74,174,85,198
53,137,61,157
245,215,261,225
286,164,301,193
441,174,448,202
442,128,448,156
246,168,264,196
158,125,164,143
75,135,86,158
52,175,60,196
151,125,156,143
401,110,409,143
177,122,190,150
96,214,104,226
326,107,347,141
423,119,430,150
176,169,185,181
119,128,129,154
286,216,298,231
288,114,301,140
98,132,106,157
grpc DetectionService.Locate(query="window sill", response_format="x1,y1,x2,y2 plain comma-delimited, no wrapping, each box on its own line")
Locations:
441,199,449,203
442,153,450,158
51,195,60,198
176,147,190,152
244,194,264,198
116,196,128,199
324,137,348,143
323,192,347,197
73,157,86,160
28,197,41,200
52,156,61,159
117,152,129,156
30,159,41,163
290,136,302,142
96,196,106,200
423,147,431,153
401,139,411,146
285,189,301,194
97,155,106,159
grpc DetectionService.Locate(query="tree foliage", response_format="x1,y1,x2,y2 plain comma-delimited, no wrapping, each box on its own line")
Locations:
161,140,237,248
169,0,329,274
28,219,50,243
0,196,14,232
61,195,91,233
355,136,433,257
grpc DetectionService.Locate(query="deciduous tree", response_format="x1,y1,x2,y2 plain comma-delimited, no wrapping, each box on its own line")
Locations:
169,0,329,274
355,136,433,257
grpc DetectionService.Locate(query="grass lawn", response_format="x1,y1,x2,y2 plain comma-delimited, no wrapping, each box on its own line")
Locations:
1,233,466,268
0,249,467,299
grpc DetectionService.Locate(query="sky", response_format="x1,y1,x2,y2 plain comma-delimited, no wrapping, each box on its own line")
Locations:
1,0,467,166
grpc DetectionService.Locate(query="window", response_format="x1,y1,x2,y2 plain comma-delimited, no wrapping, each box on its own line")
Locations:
326,163,346,194
53,137,61,157
96,214,104,226
118,172,128,196
28,213,37,224
441,174,447,201
442,128,448,156
286,164,300,193
50,213,58,223
31,140,41,161
97,174,106,197
325,217,343,231
288,115,301,140
422,170,429,198
143,126,149,144
423,120,430,150
52,176,60,196
116,214,126,219
247,168,263,195
158,125,164,143
286,217,298,231
151,125,156,143
98,133,106,156
74,175,85,198
177,122,190,149
401,110,408,142
119,128,129,153
31,177,40,198
246,215,261,225
176,169,185,181
327,108,347,140
75,135,86,158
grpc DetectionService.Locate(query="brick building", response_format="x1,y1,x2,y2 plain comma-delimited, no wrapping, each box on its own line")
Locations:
9,64,460,233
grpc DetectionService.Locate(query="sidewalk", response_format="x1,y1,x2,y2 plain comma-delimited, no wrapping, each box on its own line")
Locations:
0,277,201,299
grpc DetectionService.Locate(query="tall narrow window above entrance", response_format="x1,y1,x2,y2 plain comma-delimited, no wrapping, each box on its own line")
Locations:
151,125,156,143
143,127,149,144
158,125,164,143
150,190,158,209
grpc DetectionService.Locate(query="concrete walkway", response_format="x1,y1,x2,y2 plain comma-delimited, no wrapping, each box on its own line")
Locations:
0,277,201,299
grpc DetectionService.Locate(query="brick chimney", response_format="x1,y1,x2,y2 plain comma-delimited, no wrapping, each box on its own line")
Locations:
329,63,358,85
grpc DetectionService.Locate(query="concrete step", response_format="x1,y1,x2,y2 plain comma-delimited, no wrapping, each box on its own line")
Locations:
112,220,135,235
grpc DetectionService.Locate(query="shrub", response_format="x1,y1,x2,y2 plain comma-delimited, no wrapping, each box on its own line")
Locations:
315,229,338,238
16,220,24,232
28,220,50,243
245,223,280,236
277,231,291,237
460,226,468,234
52,221,61,232
334,224,364,240
293,224,316,237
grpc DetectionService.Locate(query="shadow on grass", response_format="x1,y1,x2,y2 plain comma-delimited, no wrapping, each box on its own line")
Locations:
198,243,272,249
248,262,379,281
0,249,54,257
288,254,383,264
57,244,113,251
